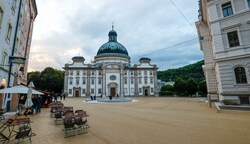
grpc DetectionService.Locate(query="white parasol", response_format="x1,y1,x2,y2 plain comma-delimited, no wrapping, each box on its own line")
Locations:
0,85,43,94
25,82,35,108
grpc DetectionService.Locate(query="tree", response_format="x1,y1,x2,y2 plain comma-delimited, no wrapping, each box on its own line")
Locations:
27,71,42,89
28,67,64,93
160,84,174,96
40,67,64,93
198,80,207,97
158,60,205,82
161,84,174,92
174,77,186,96
186,78,197,97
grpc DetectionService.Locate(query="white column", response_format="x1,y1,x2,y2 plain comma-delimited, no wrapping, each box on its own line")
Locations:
102,69,106,98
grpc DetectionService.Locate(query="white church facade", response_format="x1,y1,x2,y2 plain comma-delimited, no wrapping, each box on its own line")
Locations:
63,26,159,98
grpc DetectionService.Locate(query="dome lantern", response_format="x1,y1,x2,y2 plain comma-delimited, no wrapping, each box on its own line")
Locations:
108,23,117,42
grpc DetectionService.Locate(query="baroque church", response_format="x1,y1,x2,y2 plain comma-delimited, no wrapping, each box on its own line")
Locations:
63,26,158,98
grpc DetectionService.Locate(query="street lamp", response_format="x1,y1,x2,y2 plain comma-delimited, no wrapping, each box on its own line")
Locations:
7,56,26,87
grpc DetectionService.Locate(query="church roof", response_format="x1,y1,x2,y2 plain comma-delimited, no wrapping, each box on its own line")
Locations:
96,26,129,56
72,56,85,61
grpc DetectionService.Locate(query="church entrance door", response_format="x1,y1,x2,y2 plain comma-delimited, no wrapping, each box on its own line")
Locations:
75,90,80,97
144,89,148,96
143,86,150,96
110,88,116,97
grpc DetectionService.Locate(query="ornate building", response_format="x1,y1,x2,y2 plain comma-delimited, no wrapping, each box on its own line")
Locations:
0,0,37,111
196,0,250,105
63,26,159,98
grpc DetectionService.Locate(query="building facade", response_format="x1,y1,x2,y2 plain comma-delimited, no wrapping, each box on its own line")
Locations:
0,0,37,111
196,0,250,105
64,27,159,98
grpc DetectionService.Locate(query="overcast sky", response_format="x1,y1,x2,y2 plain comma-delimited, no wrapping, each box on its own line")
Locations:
28,0,203,72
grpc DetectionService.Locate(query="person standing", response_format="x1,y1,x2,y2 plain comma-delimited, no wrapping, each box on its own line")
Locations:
31,95,37,114
37,95,41,113
62,90,67,100
18,95,25,115
52,92,57,102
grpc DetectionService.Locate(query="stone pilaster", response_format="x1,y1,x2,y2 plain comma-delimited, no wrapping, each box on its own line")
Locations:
134,70,139,96
120,69,124,97
102,69,106,97
64,70,69,96
153,69,159,97
86,69,91,96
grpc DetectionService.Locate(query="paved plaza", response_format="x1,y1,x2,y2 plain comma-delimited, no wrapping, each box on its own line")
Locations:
19,97,250,144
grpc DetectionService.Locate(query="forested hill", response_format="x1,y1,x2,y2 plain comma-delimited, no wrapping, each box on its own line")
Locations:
157,60,205,82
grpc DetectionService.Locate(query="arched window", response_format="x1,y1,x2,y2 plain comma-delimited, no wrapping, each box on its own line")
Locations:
234,67,247,84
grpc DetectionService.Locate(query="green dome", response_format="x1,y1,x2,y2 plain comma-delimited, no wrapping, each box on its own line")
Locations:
97,28,129,56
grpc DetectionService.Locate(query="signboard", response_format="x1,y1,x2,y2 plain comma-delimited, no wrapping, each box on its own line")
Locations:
9,56,26,64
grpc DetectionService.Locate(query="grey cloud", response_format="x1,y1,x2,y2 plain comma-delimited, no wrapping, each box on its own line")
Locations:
29,0,202,72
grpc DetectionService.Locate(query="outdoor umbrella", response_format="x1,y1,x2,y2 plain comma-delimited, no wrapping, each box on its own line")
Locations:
25,82,35,108
0,85,43,95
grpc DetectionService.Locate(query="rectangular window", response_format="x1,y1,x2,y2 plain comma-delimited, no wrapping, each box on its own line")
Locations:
98,78,102,85
98,89,102,94
138,71,141,75
139,88,142,93
150,71,153,75
124,88,127,94
0,7,3,28
131,88,134,94
131,78,134,84
124,78,127,84
76,79,79,85
82,78,86,84
91,71,95,75
6,24,12,41
144,78,148,84
15,37,19,52
234,67,247,84
1,52,8,68
69,79,73,85
76,71,80,75
82,89,86,94
222,2,233,17
12,0,17,12
98,71,102,76
70,70,73,75
131,71,133,75
91,89,94,94
227,31,240,47
124,71,127,76
19,14,22,26
83,71,86,75
69,89,72,94
91,79,94,85
144,71,147,75
151,88,154,93
139,78,142,84
150,78,153,84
